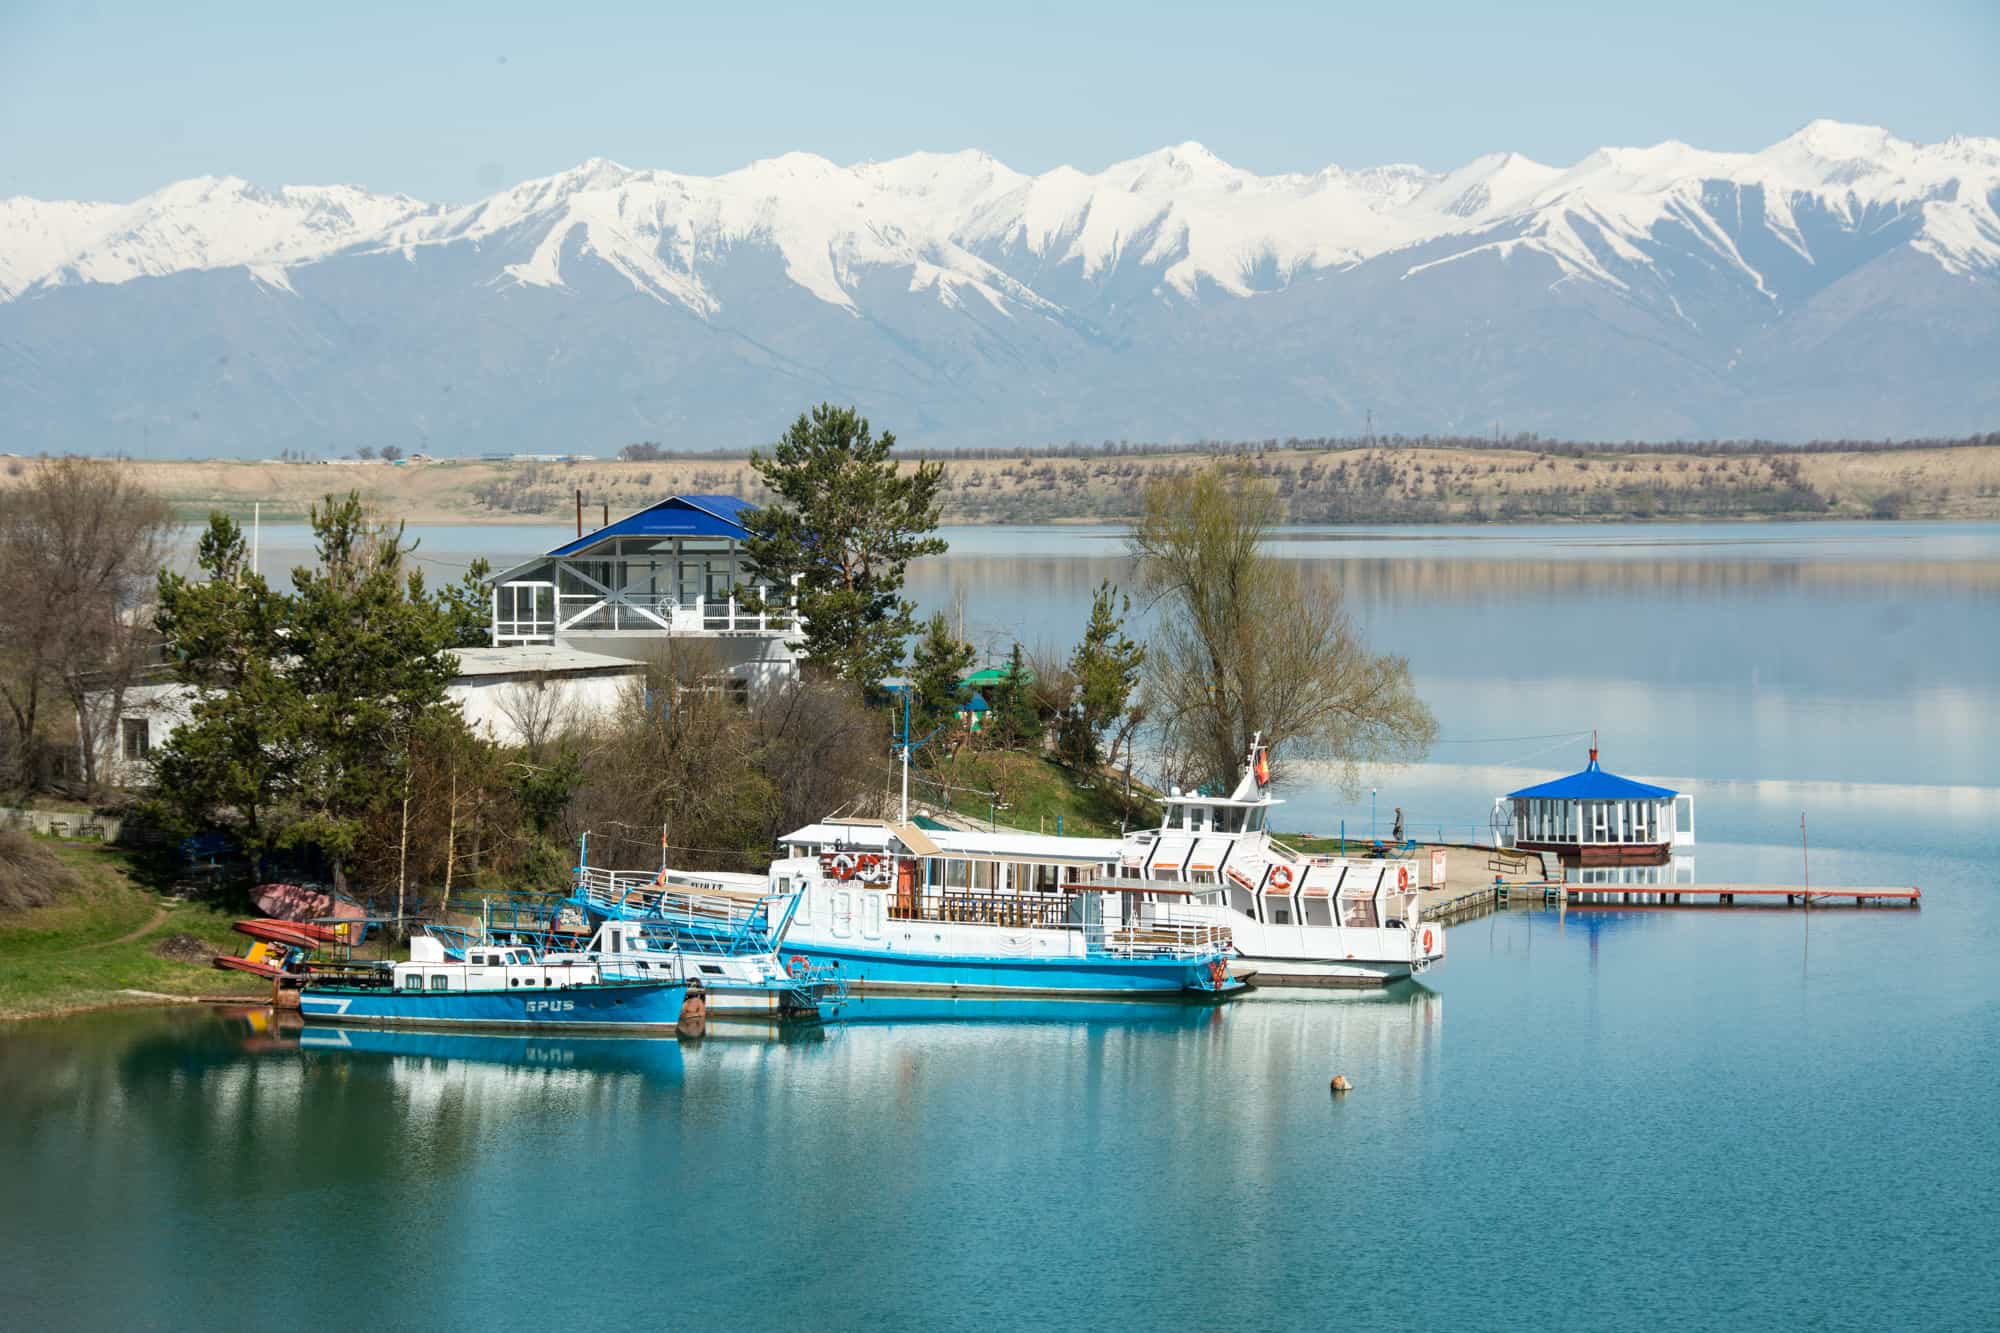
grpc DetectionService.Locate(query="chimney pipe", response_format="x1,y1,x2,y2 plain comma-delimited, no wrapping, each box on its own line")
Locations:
575,488,583,538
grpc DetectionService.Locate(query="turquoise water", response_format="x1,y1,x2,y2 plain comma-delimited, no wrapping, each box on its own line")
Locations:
16,521,1995,1329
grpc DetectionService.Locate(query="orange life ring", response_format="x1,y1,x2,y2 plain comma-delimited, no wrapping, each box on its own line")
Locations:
786,955,811,978
1421,927,1435,954
1269,864,1294,891
1397,865,1410,891
829,853,856,882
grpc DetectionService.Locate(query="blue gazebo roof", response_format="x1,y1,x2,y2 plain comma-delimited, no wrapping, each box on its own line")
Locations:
1507,758,1676,801
546,495,755,557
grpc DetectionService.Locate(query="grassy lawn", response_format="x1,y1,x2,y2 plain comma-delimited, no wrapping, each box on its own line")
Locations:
923,748,1158,838
0,842,267,1021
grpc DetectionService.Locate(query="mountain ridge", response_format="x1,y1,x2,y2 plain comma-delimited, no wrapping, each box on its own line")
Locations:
2,121,1995,453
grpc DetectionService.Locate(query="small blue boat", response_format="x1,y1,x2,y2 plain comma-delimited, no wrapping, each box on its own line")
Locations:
300,943,686,1031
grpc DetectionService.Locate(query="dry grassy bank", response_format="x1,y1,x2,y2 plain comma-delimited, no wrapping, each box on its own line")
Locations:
14,444,2000,525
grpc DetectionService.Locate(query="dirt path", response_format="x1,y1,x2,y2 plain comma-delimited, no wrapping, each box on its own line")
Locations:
81,904,169,951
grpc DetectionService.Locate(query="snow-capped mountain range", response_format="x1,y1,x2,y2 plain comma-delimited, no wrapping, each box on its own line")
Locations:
3,120,1996,453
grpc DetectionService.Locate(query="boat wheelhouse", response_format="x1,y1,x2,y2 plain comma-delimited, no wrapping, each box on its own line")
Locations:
766,820,1240,998
1106,742,1444,987
1494,745,1692,867
424,854,842,1020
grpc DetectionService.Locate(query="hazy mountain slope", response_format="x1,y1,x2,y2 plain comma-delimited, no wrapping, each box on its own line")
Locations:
1,120,1994,453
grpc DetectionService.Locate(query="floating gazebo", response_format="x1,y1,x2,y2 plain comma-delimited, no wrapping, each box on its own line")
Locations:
1495,744,1693,866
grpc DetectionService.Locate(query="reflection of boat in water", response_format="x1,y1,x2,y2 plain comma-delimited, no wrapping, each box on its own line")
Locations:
297,1023,686,1082
832,993,1229,1028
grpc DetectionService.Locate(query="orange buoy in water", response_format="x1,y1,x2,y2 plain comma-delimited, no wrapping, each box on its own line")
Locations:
1330,1075,1353,1094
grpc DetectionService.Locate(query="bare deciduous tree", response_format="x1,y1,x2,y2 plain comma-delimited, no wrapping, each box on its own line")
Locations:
0,458,175,794
495,672,580,755
1131,465,1436,791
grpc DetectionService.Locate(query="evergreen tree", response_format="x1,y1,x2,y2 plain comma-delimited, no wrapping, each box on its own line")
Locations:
986,642,1041,750
437,556,495,649
151,495,466,897
1059,581,1145,768
151,515,302,856
908,612,974,741
285,494,463,895
741,404,948,687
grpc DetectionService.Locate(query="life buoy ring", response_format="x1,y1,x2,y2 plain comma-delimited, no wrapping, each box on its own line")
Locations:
786,955,811,978
829,853,857,882
1268,864,1294,891
1397,865,1410,891
1421,927,1435,954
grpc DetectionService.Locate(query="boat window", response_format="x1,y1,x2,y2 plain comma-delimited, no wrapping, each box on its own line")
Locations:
402,974,422,990
1246,807,1266,832
700,964,724,975
1274,906,1290,924
430,974,449,991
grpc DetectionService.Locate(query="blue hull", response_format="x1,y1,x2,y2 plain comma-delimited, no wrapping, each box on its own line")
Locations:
299,980,687,1029
780,944,1240,997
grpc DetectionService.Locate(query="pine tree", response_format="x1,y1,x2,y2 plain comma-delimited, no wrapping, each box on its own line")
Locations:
285,494,463,896
741,404,948,687
151,515,302,857
1059,581,1145,768
908,612,974,741
151,495,467,898
987,642,1041,750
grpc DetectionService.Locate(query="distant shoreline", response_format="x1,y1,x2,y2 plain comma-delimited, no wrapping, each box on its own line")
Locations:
15,443,1999,526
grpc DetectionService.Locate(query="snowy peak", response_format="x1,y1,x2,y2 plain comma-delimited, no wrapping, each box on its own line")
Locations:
3,123,1997,311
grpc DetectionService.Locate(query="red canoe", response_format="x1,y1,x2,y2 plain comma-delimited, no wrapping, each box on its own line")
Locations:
233,918,343,948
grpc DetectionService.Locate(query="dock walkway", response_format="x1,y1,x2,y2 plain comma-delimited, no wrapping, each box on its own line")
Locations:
1566,883,1920,908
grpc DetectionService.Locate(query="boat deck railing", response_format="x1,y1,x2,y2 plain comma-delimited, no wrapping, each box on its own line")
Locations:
887,890,1229,958
573,868,794,954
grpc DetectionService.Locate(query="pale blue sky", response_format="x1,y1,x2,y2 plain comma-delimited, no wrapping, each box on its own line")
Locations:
3,0,1995,202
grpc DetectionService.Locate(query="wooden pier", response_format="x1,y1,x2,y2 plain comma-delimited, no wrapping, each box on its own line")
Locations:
1563,883,1920,908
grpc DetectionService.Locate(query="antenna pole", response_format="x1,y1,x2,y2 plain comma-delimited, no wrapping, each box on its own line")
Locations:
1801,812,1810,903
900,689,911,824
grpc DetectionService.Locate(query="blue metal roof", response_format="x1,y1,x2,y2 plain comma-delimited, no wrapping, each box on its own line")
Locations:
546,495,755,556
1507,758,1676,801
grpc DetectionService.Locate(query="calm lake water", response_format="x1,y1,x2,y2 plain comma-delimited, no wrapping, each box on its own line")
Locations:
15,520,1996,1329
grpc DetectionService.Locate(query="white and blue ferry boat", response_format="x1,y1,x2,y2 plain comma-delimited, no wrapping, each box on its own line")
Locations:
762,738,1443,992
760,820,1241,998
299,941,687,1030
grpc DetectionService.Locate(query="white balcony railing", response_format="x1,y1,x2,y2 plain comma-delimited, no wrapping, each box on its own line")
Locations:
494,584,799,643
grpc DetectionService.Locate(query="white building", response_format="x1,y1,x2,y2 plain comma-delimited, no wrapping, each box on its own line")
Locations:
485,494,804,696
84,494,804,789
87,649,649,788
